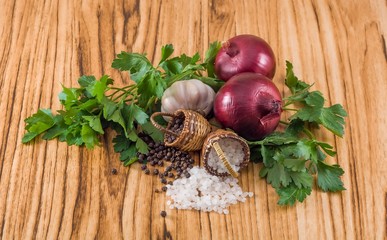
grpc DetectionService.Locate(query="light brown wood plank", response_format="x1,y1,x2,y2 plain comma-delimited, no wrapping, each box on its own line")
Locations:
0,0,386,239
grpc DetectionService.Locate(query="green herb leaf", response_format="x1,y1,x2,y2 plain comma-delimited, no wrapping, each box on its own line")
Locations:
289,171,313,188
81,124,99,149
285,61,310,94
113,133,138,165
22,109,56,143
283,158,307,172
319,104,347,137
111,52,152,83
86,75,113,102
159,44,174,64
42,115,68,140
78,75,96,88
82,115,104,134
160,59,183,75
277,185,312,206
137,71,165,108
141,121,164,142
266,161,291,188
317,161,345,192
204,41,221,78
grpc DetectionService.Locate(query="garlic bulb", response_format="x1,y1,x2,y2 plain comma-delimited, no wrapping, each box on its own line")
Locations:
161,79,215,116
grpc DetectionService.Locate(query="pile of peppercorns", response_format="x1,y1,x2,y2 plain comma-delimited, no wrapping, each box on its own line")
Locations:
138,134,195,191
165,115,184,143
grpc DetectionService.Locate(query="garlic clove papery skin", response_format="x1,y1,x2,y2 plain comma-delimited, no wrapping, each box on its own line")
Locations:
161,79,215,117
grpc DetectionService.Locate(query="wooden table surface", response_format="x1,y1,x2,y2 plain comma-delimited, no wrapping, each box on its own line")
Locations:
1,0,386,239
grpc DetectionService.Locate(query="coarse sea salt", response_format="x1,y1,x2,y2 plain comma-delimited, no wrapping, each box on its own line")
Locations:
166,166,253,214
206,138,245,173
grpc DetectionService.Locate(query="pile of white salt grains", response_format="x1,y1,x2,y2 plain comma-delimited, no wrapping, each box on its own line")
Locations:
166,166,253,214
160,136,254,215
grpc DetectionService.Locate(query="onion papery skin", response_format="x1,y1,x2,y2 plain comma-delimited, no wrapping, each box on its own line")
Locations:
214,34,276,81
213,72,282,141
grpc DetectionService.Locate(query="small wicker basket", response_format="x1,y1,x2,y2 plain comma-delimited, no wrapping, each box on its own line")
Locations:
150,109,212,152
201,129,250,178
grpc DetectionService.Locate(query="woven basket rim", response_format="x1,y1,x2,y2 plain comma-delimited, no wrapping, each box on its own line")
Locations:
202,129,250,177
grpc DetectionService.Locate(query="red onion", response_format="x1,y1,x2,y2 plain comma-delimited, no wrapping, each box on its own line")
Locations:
214,34,276,81
213,72,282,141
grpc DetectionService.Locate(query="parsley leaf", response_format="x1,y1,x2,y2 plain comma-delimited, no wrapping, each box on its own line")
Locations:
22,109,56,143
111,52,152,83
204,41,221,78
159,44,174,64
320,104,347,137
317,161,345,192
81,124,100,149
112,133,138,166
277,185,312,206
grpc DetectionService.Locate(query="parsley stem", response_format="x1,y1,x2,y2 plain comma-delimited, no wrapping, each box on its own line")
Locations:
167,70,194,87
111,88,137,102
302,127,315,139
280,120,290,125
109,85,136,91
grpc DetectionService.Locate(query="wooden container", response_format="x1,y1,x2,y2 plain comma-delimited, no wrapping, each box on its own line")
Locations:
150,109,212,151
201,129,250,178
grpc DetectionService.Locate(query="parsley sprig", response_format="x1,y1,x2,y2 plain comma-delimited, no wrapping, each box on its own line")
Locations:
22,42,223,166
248,61,347,205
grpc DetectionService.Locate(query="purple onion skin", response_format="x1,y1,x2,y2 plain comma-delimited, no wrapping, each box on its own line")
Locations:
213,73,282,141
215,34,276,81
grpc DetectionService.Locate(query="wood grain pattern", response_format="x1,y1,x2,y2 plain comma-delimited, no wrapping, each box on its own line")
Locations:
0,0,386,239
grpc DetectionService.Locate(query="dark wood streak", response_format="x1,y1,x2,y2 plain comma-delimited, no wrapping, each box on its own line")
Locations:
385,193,387,236
31,141,48,239
96,3,104,76
265,182,273,240
122,0,140,46
0,0,16,89
56,146,69,240
70,148,84,238
382,34,387,62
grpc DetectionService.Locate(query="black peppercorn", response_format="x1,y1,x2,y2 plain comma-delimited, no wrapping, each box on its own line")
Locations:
160,211,167,217
144,169,150,175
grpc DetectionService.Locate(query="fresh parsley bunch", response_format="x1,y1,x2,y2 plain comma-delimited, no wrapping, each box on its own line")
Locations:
248,61,347,205
23,42,223,166
22,42,347,206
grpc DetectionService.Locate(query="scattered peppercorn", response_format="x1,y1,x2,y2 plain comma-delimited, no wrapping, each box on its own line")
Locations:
137,133,196,192
160,211,167,217
111,168,118,175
